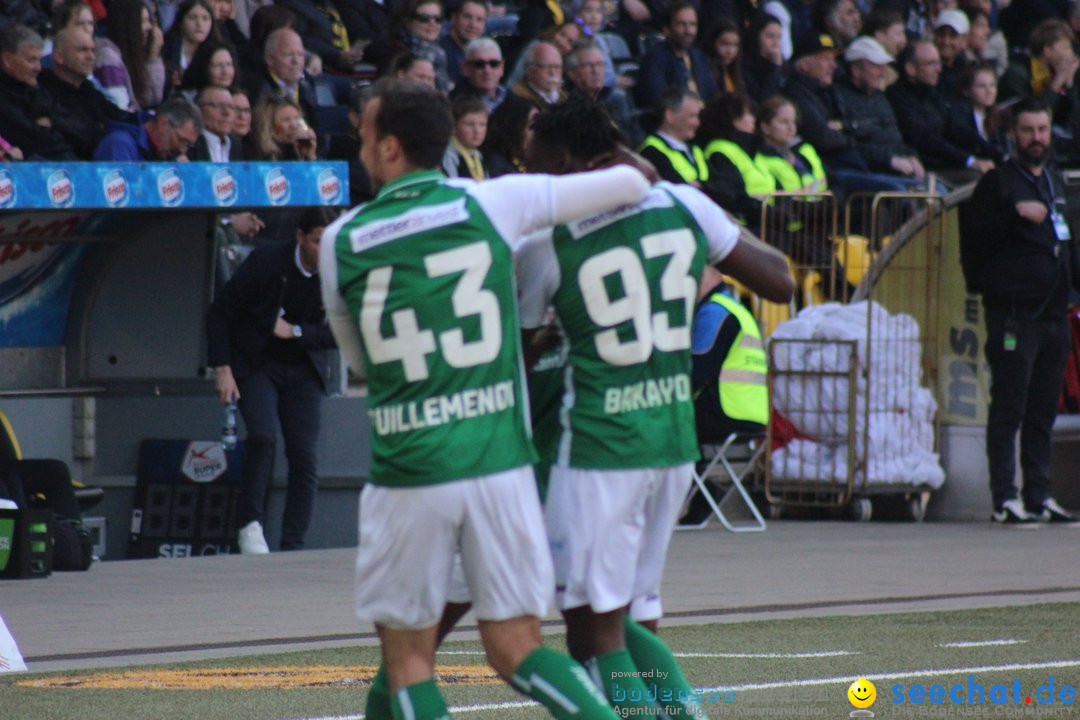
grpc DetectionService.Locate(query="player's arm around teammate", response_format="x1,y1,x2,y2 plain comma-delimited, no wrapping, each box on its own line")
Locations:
319,80,650,720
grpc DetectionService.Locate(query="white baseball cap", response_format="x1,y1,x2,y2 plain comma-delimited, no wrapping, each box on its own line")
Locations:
935,9,970,35
844,36,894,65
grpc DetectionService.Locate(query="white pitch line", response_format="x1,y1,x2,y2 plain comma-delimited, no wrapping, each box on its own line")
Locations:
297,658,1080,720
939,639,1027,648
676,650,858,659
300,699,537,720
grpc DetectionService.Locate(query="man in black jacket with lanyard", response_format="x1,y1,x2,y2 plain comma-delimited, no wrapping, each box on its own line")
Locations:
964,97,1078,525
207,207,341,552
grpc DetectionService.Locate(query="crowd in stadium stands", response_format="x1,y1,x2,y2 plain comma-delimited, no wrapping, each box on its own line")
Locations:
2,0,1080,212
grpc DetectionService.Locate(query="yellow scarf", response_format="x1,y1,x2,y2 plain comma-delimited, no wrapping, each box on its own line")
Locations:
1031,57,1052,97
453,137,486,180
545,0,564,26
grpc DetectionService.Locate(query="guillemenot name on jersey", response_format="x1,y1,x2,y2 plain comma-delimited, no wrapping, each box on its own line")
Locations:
567,190,674,239
603,372,692,415
349,199,469,252
369,379,515,436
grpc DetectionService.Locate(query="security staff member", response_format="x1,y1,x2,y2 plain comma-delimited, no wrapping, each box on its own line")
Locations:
680,267,768,526
691,267,769,444
962,97,1078,525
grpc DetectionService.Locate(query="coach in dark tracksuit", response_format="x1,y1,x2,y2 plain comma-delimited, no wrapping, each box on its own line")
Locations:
207,207,340,552
962,97,1077,524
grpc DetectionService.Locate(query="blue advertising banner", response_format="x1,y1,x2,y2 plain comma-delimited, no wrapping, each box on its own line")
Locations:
0,161,347,210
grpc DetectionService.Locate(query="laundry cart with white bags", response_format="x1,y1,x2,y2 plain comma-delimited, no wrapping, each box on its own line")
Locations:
765,301,945,521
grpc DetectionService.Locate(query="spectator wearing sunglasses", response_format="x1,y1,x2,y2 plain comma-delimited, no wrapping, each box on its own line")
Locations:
449,37,508,111
389,0,450,91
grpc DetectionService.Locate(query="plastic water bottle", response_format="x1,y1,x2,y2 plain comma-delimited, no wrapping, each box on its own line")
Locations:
221,402,238,451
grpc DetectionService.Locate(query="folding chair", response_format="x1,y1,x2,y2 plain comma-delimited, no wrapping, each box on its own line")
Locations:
685,431,767,532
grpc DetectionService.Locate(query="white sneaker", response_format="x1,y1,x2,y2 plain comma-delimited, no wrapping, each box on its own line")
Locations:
237,520,270,554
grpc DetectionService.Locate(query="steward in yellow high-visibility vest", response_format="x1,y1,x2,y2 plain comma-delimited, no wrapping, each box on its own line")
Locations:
639,133,710,184
703,138,777,196
755,141,829,192
691,281,769,444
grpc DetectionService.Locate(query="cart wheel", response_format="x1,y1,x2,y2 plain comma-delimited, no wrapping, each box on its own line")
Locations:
904,493,927,523
768,503,783,520
849,497,872,522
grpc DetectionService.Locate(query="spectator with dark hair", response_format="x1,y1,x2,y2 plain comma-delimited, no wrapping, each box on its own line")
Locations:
94,0,166,111
388,50,437,88
703,17,745,96
162,0,218,90
335,0,392,69
210,0,251,55
999,18,1079,122
565,40,642,146
950,61,1008,163
696,92,773,225
479,93,538,175
179,38,240,97
189,84,244,160
831,36,925,191
275,0,365,72
863,6,907,58
257,27,318,132
961,7,993,71
742,12,787,103
932,8,970,99
40,27,135,159
960,0,1008,77
250,94,317,160
0,25,77,160
93,94,203,160
440,0,487,86
814,0,861,50
449,37,507,111
876,0,931,42
208,204,341,554
43,0,96,64
389,0,450,91
443,93,490,179
231,86,255,156
511,41,566,107
636,3,718,111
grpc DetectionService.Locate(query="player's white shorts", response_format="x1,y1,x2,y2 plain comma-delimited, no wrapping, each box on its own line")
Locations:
355,466,553,629
545,463,693,619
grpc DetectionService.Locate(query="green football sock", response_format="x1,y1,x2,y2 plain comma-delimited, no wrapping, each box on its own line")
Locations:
624,617,703,715
390,678,452,720
589,647,655,713
365,665,392,720
511,646,620,719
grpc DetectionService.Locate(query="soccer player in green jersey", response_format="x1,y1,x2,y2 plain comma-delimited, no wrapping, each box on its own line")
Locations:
517,98,795,716
320,81,652,720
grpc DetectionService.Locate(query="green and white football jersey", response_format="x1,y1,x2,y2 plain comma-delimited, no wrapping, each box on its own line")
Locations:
321,168,651,486
517,182,740,470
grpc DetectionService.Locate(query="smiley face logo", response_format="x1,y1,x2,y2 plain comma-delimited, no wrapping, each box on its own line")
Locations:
848,678,876,708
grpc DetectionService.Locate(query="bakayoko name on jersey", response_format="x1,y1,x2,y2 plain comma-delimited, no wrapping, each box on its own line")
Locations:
602,373,692,415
